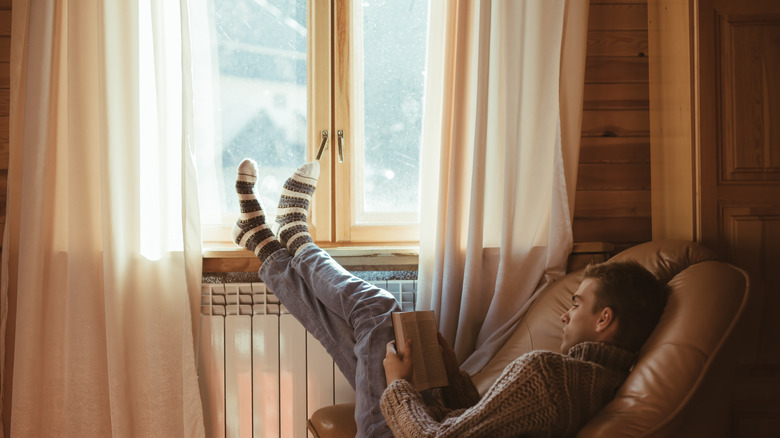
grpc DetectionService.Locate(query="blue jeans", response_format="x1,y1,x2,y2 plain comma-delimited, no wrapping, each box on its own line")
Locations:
258,245,400,438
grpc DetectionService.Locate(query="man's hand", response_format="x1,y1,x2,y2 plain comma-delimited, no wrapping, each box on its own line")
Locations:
437,332,461,382
383,339,414,386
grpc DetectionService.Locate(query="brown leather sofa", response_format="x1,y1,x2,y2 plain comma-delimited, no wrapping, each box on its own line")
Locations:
307,240,751,437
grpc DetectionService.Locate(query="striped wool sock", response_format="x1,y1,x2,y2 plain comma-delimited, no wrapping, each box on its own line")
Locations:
232,159,284,262
276,161,319,256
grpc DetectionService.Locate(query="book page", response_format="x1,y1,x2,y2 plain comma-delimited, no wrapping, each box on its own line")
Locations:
392,310,449,391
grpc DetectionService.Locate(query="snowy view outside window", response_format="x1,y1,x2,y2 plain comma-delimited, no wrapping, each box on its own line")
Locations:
198,0,428,236
201,0,308,228
358,0,427,216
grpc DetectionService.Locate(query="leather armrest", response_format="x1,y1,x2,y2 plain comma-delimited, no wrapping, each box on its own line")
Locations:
307,403,357,438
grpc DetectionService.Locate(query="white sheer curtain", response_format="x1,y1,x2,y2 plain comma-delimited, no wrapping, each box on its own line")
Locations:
1,0,205,436
418,0,589,374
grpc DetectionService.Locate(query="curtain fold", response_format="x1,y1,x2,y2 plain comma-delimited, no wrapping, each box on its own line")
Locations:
418,0,589,375
2,0,205,435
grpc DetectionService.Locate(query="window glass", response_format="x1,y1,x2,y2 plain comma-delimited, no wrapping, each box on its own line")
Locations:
195,0,429,243
201,0,308,229
358,0,427,220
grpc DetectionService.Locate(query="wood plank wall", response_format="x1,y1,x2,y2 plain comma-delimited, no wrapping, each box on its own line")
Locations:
0,2,9,436
0,1,9,246
574,0,651,252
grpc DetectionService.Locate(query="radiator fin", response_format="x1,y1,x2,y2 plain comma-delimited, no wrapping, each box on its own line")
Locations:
198,279,416,437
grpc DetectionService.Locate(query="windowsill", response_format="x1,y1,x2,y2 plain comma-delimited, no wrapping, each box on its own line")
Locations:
201,241,614,273
203,243,420,272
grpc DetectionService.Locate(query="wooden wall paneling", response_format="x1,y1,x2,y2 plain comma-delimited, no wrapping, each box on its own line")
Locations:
0,60,11,89
574,190,651,217
581,109,649,137
717,13,780,183
1,2,9,437
0,168,5,232
589,3,648,30
650,0,780,434
585,57,648,83
699,1,780,327
0,89,8,116
733,405,780,438
0,10,8,34
573,217,652,243
579,137,650,162
648,0,697,241
584,82,649,109
575,0,650,250
720,201,780,435
0,116,7,145
0,62,8,88
721,203,780,361
0,36,7,60
0,134,6,167
587,31,648,57
577,163,650,190
0,5,8,244
0,115,6,239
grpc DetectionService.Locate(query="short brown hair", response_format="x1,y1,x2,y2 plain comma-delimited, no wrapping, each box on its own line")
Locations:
583,261,669,352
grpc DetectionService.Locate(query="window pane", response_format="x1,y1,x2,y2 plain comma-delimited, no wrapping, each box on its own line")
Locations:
359,0,428,218
200,0,308,232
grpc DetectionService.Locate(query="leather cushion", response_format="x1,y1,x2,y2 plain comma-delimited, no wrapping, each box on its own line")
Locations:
307,403,358,438
578,259,748,437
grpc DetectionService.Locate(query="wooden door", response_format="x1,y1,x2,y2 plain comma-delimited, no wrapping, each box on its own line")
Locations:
698,0,780,434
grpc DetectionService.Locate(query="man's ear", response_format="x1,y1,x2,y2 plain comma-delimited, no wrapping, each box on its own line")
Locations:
595,307,616,333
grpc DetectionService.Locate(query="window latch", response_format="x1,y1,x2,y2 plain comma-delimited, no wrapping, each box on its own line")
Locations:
316,130,328,161
337,130,344,163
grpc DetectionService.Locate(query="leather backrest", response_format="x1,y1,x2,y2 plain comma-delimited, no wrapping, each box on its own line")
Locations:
578,244,748,437
470,266,580,393
469,240,750,436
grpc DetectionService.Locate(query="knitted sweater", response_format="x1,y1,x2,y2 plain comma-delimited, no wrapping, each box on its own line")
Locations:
380,341,635,437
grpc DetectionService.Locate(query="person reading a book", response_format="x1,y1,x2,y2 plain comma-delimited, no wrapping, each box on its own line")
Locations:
231,158,669,438
381,261,668,437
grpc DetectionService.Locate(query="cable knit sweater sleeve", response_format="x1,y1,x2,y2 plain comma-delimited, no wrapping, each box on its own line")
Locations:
380,352,566,437
435,369,482,409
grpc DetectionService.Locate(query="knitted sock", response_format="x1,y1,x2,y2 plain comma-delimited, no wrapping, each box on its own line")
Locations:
232,159,284,262
276,161,320,256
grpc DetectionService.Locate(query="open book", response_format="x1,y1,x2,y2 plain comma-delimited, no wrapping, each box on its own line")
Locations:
391,310,449,391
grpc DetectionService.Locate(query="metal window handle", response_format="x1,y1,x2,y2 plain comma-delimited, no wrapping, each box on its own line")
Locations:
316,130,328,161
337,130,344,163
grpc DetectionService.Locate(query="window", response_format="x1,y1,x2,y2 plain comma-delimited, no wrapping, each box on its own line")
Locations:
195,0,430,247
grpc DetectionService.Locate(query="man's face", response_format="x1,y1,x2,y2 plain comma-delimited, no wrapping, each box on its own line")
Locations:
560,278,605,353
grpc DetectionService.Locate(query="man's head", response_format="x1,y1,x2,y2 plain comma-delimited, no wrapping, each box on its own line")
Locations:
560,261,669,354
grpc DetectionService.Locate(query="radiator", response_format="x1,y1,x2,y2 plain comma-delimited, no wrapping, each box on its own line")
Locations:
198,279,416,438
